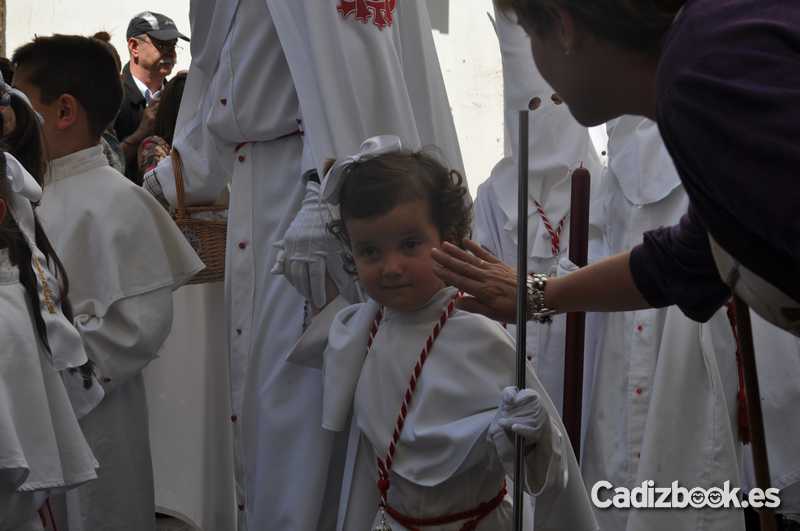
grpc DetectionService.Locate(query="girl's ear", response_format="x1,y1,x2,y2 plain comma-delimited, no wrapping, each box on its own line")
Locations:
0,198,6,224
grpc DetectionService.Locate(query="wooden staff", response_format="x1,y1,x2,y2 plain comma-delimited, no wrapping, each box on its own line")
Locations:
562,166,591,460
38,499,59,531
512,109,529,531
733,296,778,531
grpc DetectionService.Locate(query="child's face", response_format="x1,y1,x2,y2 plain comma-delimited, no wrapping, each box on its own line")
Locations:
346,198,446,312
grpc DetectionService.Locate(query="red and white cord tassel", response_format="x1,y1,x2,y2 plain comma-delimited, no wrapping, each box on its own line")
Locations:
533,199,567,256
373,294,460,504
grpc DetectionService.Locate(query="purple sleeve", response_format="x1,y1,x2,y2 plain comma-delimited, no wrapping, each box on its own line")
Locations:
629,206,730,322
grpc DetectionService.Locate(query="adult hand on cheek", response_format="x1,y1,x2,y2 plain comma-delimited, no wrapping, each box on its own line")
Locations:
432,239,518,323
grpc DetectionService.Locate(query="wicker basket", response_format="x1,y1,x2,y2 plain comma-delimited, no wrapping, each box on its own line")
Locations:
171,148,227,284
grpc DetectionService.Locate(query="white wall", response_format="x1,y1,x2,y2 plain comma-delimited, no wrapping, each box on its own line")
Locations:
7,0,192,72
5,1,506,196
428,0,504,196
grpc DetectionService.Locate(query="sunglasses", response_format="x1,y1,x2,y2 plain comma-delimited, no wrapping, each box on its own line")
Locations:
137,36,181,54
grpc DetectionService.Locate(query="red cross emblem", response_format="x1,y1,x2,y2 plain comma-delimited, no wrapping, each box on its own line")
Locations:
337,0,397,29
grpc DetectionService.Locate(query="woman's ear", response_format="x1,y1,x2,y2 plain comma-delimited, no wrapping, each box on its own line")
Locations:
554,6,579,55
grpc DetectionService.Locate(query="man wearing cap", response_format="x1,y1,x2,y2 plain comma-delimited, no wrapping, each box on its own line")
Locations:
116,11,188,184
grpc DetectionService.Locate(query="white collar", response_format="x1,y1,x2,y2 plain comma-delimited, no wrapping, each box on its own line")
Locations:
382,286,459,323
606,116,680,206
132,73,161,101
46,145,108,185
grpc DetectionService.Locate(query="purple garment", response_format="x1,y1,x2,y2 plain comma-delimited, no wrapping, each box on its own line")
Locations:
630,0,800,322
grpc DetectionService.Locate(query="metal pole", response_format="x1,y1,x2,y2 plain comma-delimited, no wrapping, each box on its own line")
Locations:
512,109,529,531
734,296,778,531
562,166,591,460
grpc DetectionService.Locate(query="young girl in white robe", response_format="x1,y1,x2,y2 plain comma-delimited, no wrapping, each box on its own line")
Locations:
0,151,98,531
319,137,597,531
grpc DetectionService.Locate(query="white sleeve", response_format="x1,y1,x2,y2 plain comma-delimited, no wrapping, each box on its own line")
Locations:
488,373,569,498
473,182,505,257
73,288,173,395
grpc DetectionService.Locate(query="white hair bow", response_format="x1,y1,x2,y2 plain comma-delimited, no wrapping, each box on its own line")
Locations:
320,135,403,205
5,152,42,201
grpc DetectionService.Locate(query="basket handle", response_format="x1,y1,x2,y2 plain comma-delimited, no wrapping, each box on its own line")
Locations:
171,147,187,220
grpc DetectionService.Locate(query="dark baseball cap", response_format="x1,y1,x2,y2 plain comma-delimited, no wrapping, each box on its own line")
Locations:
126,11,189,41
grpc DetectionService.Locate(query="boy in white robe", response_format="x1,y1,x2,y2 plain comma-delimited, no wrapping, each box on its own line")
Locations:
318,137,597,531
12,35,202,530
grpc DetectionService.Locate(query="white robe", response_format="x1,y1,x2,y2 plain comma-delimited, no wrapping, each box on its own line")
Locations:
143,282,236,530
579,116,743,531
734,314,800,517
475,4,604,416
159,1,463,529
0,250,97,531
323,287,598,531
37,146,202,531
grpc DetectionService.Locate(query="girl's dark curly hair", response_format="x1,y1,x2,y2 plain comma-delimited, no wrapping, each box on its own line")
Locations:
328,149,471,275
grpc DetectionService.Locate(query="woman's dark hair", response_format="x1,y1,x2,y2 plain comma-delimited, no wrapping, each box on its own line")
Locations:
329,149,472,274
153,71,187,146
3,93,46,184
496,0,686,53
0,151,94,386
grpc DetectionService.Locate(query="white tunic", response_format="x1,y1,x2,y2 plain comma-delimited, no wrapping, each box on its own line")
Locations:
36,146,202,531
475,4,604,416
732,314,800,517
323,287,598,531
161,1,463,529
579,116,743,531
0,250,97,531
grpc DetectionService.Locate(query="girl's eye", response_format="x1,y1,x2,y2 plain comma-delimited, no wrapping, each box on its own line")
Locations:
401,239,422,251
355,246,379,259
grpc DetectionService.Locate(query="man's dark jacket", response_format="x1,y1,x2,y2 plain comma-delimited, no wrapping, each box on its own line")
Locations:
114,63,147,184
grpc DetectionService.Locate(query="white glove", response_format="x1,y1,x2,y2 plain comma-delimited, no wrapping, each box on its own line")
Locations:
272,180,357,307
488,386,552,474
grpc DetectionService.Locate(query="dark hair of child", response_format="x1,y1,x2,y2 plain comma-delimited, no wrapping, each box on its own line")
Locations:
0,150,94,386
3,93,47,184
153,71,187,146
329,149,472,274
92,31,122,74
12,35,123,140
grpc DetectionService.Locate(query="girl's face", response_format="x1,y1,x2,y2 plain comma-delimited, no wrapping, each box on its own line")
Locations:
346,198,446,312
